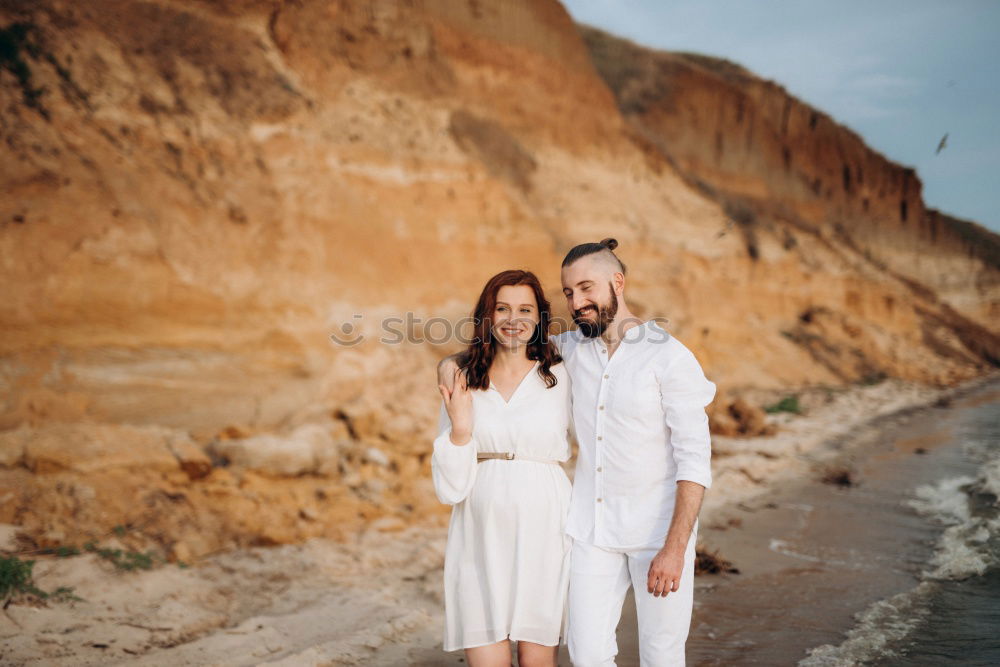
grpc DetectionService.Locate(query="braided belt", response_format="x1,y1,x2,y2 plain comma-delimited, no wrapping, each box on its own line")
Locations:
477,452,561,464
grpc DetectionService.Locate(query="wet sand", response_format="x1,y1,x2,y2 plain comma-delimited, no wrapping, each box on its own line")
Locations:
639,378,998,665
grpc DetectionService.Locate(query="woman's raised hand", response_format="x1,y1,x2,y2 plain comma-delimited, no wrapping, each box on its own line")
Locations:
439,366,473,445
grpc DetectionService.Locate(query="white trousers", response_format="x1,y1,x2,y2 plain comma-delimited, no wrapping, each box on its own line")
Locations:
567,528,697,667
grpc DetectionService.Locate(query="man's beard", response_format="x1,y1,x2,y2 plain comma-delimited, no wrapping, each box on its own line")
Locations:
573,285,618,338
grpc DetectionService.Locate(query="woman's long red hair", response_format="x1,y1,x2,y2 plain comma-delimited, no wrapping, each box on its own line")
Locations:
457,269,562,391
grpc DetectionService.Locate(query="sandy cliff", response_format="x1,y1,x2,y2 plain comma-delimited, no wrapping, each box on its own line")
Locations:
580,25,1000,330
1,0,997,560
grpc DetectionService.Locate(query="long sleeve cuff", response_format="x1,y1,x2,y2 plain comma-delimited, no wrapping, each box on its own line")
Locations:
431,427,478,505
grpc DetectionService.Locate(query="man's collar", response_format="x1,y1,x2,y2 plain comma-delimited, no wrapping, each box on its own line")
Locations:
584,318,651,346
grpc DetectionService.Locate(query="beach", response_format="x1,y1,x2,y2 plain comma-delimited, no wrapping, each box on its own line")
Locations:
3,373,997,665
689,374,1000,665
2,1,998,665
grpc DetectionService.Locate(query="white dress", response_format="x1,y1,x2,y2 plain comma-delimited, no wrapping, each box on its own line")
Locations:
431,359,573,651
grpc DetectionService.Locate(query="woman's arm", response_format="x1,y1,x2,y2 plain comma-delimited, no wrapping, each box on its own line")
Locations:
431,365,477,504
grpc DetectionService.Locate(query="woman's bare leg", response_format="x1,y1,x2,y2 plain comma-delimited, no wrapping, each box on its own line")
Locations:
517,640,558,667
465,639,512,667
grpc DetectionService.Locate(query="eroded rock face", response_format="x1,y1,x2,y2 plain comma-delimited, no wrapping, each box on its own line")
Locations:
0,0,997,556
579,25,1000,331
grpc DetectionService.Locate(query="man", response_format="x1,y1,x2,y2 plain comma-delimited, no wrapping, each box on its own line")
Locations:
438,238,715,666
554,238,715,666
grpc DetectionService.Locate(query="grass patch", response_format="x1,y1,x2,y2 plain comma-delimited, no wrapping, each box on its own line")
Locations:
0,555,82,605
83,540,162,571
764,395,801,414
34,538,167,571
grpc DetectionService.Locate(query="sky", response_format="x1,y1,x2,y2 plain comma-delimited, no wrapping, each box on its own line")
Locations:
561,0,1000,233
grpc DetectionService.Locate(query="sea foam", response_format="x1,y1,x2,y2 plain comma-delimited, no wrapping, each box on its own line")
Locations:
800,446,1000,666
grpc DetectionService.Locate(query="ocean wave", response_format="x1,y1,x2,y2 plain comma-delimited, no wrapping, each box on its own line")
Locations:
909,469,1000,580
799,448,1000,666
981,457,1000,499
798,581,935,666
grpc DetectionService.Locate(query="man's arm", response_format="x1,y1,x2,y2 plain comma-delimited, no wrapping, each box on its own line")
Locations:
646,344,716,597
663,481,704,553
646,480,704,596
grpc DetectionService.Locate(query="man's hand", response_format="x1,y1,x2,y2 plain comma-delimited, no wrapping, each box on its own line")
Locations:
646,546,685,597
646,480,705,597
437,354,460,393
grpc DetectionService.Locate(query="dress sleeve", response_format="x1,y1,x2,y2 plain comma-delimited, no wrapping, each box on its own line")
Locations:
656,345,716,490
431,399,478,504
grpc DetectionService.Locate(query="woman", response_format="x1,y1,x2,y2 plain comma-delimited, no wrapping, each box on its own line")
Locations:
433,269,573,667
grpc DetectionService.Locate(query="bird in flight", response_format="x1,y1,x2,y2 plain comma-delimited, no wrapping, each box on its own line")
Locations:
935,133,949,155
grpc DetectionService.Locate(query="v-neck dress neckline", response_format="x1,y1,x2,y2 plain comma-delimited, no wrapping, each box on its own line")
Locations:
489,360,540,405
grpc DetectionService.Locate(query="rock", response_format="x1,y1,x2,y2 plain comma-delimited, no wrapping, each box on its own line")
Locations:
165,432,213,480
364,446,390,467
728,399,778,437
0,524,23,551
171,540,192,563
210,434,315,477
369,516,406,532
0,425,31,468
22,423,185,474
207,422,337,477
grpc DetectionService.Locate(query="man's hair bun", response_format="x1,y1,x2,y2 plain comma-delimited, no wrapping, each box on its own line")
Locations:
562,237,627,274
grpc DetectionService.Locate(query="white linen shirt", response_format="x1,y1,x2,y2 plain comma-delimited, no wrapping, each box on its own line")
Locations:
552,320,716,549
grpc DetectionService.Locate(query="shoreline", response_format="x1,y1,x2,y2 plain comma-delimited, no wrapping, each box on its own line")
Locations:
2,372,997,665
686,373,1000,666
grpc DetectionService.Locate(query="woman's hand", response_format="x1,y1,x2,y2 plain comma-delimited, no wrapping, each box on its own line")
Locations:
439,366,473,445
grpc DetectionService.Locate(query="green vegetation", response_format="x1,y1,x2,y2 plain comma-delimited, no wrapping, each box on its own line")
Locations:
34,536,175,572
34,540,160,570
0,555,81,603
765,395,802,414
83,540,162,571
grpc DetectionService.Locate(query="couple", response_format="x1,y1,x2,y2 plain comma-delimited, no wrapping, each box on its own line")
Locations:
432,238,716,666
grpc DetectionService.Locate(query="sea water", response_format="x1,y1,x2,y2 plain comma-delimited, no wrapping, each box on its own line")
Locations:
800,383,1000,666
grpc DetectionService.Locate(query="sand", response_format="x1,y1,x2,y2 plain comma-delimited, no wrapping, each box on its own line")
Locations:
4,374,997,666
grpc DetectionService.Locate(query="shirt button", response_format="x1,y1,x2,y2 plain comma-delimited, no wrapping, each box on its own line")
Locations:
597,436,602,440
599,405,605,410
597,466,603,472
604,374,609,379
596,498,603,502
